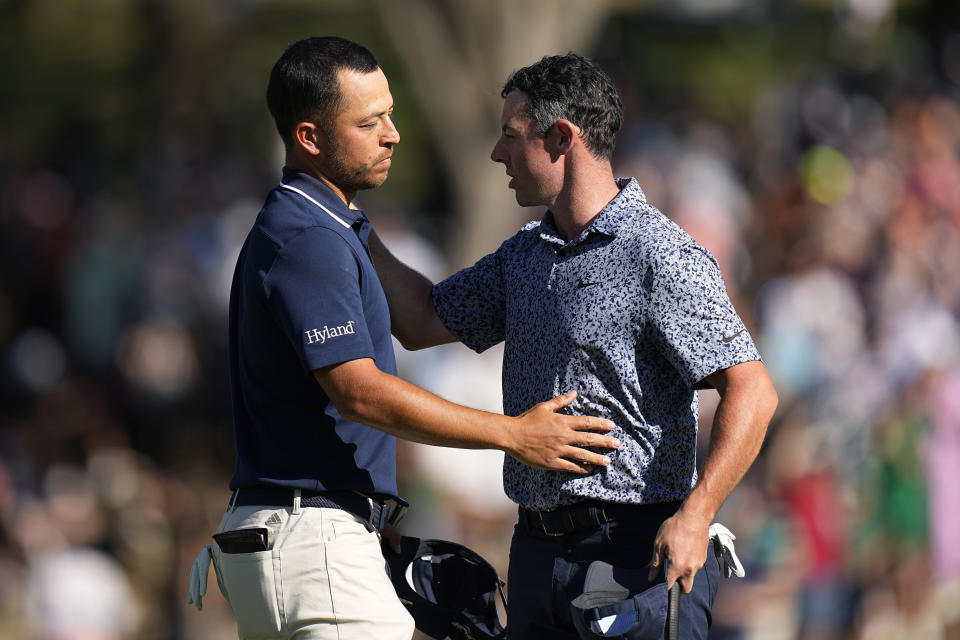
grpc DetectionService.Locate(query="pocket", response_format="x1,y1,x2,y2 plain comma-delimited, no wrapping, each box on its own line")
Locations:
328,516,370,543
322,517,412,629
216,549,284,638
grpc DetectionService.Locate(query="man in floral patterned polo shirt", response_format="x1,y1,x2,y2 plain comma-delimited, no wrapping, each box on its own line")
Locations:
371,52,778,639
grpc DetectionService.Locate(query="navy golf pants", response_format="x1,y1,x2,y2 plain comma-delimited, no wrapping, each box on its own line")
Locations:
506,502,719,639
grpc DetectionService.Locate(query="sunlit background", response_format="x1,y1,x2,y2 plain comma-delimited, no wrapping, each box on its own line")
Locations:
2,0,960,638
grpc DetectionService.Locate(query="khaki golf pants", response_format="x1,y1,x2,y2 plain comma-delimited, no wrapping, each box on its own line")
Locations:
211,502,414,639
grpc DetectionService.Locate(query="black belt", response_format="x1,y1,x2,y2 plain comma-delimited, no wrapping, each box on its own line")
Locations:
231,487,407,530
520,500,682,537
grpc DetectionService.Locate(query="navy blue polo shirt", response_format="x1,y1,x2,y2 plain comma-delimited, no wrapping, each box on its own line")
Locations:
227,167,398,497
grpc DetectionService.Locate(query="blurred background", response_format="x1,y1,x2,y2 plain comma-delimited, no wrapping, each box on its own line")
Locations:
2,0,960,638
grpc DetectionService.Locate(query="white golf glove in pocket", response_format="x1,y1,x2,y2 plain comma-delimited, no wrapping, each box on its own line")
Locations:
188,544,214,611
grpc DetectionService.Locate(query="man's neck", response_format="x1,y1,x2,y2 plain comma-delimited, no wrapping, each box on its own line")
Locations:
550,163,621,242
286,156,355,207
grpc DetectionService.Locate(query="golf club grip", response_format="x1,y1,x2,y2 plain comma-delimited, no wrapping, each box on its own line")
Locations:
666,582,679,640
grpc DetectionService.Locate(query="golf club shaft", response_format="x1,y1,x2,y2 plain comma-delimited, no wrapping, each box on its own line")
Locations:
666,582,679,640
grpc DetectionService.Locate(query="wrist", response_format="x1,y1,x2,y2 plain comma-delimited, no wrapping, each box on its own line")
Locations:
496,415,520,456
678,492,718,526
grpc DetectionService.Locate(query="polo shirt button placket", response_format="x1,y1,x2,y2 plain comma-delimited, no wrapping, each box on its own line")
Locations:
548,260,561,291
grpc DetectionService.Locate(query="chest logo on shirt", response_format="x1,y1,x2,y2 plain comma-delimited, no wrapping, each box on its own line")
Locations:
305,321,356,345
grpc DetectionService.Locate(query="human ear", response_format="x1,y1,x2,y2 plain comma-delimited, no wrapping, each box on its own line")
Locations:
294,121,323,156
553,118,581,154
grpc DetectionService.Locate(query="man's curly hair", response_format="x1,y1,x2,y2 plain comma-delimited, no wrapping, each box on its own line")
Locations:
502,53,623,160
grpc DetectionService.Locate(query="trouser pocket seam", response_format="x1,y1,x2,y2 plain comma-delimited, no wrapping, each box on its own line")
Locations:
274,548,286,631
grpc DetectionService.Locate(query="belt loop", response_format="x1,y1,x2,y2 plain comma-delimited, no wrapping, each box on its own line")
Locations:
595,505,609,524
228,489,239,511
292,489,302,515
366,496,379,531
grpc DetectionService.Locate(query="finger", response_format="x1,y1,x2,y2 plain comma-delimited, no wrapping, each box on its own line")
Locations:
665,564,681,592
568,416,616,432
648,548,662,581
564,448,612,467
545,458,593,474
543,390,578,411
575,433,620,450
679,573,695,594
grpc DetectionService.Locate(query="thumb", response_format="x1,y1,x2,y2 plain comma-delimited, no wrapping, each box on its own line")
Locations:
382,526,403,554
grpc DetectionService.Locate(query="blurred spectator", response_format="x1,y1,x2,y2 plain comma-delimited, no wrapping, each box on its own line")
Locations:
25,546,137,640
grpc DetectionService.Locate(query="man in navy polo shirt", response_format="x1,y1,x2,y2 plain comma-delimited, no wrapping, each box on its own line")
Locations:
188,38,621,640
370,53,779,638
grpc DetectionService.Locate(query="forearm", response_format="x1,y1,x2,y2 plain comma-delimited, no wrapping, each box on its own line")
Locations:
367,230,454,350
650,360,777,591
327,360,507,449
314,358,618,473
681,362,778,522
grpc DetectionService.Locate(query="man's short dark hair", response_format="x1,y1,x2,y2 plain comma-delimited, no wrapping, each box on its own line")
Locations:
502,53,623,160
267,36,380,146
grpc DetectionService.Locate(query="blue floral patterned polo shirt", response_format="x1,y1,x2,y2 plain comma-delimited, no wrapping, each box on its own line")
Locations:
432,178,761,510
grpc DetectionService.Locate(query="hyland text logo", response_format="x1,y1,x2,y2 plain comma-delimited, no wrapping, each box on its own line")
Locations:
305,321,356,345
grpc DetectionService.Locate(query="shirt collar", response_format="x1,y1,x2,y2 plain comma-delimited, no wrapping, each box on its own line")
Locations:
538,177,647,246
279,166,369,229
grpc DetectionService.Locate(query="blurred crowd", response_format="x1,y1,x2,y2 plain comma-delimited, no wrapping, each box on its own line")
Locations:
3,3,960,639
610,72,960,639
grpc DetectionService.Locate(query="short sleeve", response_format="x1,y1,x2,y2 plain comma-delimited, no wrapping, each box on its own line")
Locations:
264,226,376,372
645,244,760,389
432,249,507,353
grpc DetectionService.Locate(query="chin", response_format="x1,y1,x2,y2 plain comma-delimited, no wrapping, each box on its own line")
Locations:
513,193,540,207
358,172,390,191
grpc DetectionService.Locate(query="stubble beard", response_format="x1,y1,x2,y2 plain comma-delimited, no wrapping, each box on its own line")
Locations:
327,144,390,194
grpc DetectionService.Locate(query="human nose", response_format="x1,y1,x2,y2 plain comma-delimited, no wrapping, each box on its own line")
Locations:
383,116,400,145
490,138,505,164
